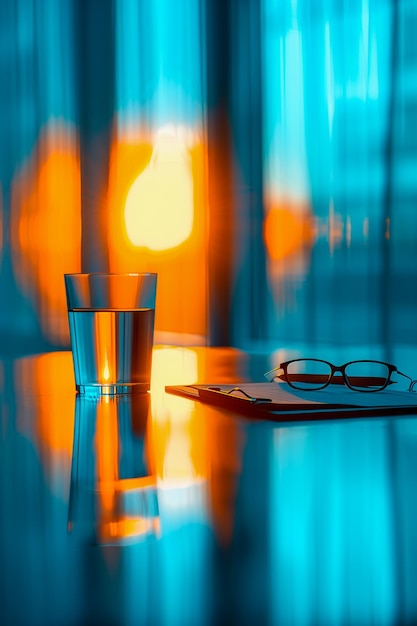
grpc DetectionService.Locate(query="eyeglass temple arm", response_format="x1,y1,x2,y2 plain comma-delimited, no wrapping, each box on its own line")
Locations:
264,367,281,381
396,370,417,392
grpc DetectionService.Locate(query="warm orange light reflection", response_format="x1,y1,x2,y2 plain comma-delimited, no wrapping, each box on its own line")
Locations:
95,397,119,514
150,346,199,420
146,347,245,546
96,313,113,384
93,397,160,542
264,201,314,261
12,122,81,344
103,363,111,382
148,347,208,486
125,126,194,251
208,410,245,546
15,352,75,490
107,125,207,339
100,515,161,543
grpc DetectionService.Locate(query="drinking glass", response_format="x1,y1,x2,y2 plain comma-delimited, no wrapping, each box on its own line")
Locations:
64,273,157,395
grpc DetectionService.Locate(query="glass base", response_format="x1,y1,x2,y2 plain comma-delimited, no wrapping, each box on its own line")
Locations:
76,382,150,396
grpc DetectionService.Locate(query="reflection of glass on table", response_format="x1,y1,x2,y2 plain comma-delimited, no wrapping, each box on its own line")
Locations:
68,394,160,544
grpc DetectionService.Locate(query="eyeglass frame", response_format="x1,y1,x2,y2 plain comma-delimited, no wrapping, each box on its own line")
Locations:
264,358,417,393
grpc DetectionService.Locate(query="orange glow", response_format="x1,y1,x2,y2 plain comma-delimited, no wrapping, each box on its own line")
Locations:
150,346,199,418
264,201,314,261
107,125,207,338
101,476,161,541
147,347,208,486
148,347,247,544
100,516,161,542
95,313,113,384
103,362,111,382
12,122,81,344
124,126,194,251
14,352,75,489
93,398,160,542
208,410,245,546
95,397,119,513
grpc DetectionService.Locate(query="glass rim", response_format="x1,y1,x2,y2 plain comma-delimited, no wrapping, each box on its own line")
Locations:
64,272,158,278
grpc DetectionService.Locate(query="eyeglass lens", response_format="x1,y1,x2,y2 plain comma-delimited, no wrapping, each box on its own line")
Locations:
286,360,332,390
286,360,391,391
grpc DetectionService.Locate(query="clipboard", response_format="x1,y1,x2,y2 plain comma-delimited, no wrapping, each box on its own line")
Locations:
165,382,417,422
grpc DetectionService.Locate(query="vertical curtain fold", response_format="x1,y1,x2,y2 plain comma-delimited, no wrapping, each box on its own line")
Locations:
204,0,272,346
76,0,115,272
204,0,234,345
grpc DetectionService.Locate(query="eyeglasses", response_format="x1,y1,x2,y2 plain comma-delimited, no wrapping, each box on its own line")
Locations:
264,358,417,392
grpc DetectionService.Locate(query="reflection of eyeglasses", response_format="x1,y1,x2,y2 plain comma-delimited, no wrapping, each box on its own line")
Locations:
264,358,417,392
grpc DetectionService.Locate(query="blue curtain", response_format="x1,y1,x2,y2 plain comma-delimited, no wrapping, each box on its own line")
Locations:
1,0,417,354
260,0,417,359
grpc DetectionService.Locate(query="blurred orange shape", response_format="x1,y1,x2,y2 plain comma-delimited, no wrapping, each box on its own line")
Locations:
13,122,81,344
264,204,314,261
124,128,194,251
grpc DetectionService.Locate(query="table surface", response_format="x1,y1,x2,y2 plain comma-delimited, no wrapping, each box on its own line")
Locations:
1,345,417,626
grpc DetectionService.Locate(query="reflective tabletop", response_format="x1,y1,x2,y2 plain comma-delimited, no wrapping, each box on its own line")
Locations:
1,346,417,626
